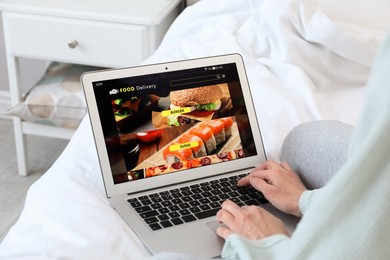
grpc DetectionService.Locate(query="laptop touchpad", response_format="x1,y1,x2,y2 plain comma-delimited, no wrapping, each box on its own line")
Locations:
206,220,227,235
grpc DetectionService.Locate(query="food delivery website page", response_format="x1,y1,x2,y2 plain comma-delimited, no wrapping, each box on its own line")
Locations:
92,63,257,184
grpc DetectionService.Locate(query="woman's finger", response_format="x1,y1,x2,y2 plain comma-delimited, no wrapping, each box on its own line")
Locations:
254,161,268,171
221,199,241,215
237,174,251,187
249,175,272,191
217,200,243,230
280,161,293,171
216,226,233,239
264,160,281,170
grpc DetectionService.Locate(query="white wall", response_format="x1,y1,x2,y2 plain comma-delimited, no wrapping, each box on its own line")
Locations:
316,0,390,31
0,13,47,93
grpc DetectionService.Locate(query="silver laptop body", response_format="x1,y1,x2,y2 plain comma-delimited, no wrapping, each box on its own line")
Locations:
82,54,295,257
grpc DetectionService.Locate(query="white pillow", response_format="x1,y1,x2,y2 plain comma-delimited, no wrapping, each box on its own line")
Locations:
6,62,103,129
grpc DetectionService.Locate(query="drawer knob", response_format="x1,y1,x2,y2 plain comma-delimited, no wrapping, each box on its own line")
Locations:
68,40,78,49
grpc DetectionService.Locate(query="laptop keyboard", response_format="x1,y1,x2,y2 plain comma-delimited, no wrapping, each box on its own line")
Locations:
127,173,268,231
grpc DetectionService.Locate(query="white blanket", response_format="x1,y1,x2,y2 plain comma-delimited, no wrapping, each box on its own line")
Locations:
0,0,387,258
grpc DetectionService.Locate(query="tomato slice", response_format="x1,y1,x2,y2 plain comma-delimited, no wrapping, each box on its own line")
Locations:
136,129,163,143
188,110,215,117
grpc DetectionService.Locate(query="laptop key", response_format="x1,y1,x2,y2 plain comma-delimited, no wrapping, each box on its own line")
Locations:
160,220,173,228
191,194,202,200
127,198,139,203
181,190,192,196
200,198,210,204
201,191,212,198
239,195,251,202
140,210,159,219
135,205,152,213
179,209,190,216
194,208,219,219
209,196,220,202
191,188,202,194
219,181,230,187
230,197,240,204
161,194,173,201
139,195,148,200
145,216,159,224
201,186,211,192
210,179,219,184
151,203,163,210
141,199,153,205
171,218,184,225
151,197,163,203
129,201,142,208
178,202,190,209
219,194,229,200
171,198,183,204
168,212,180,218
171,192,183,198
210,183,221,189
168,205,180,212
230,185,239,190
189,200,200,207
157,214,169,221
182,215,196,223
158,208,169,214
149,223,162,231
189,207,201,213
209,202,221,209
182,196,193,202
161,201,173,207
237,188,250,195
199,204,211,211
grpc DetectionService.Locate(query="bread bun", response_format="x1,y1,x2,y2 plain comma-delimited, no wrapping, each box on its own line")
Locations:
170,85,223,107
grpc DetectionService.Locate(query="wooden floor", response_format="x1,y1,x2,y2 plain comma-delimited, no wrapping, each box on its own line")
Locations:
0,118,69,241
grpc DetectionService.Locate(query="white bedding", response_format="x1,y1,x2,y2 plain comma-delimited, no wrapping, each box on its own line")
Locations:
1,0,388,258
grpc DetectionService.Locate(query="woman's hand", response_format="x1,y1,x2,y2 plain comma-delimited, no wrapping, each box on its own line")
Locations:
238,160,307,217
216,200,289,240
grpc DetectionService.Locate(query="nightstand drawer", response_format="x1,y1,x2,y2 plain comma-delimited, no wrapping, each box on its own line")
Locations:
4,13,147,68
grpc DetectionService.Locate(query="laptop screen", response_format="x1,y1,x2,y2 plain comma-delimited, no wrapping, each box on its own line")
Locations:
91,61,259,186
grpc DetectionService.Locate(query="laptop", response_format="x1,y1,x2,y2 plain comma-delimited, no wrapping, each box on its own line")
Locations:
82,54,295,257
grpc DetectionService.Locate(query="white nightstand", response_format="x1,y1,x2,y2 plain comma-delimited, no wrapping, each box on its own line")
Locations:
0,0,183,176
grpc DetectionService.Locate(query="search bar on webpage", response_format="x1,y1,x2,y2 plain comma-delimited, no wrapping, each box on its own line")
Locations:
170,74,224,87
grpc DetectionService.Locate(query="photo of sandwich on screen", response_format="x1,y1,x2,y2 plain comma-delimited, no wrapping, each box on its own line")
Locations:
164,84,225,126
92,63,258,184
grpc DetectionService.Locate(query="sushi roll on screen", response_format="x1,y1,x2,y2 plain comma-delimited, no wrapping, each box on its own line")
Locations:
200,120,226,146
217,117,234,139
188,126,217,154
163,144,194,164
177,134,207,158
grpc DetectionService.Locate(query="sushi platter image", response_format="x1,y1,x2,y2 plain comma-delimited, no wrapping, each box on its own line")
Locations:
135,117,244,178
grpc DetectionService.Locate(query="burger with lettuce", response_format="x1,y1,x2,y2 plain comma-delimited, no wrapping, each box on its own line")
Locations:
168,85,223,126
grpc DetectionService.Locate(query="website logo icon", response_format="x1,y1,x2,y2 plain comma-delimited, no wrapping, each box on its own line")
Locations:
109,89,119,95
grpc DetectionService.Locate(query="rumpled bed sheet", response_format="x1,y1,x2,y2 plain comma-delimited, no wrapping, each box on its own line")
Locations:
0,0,386,258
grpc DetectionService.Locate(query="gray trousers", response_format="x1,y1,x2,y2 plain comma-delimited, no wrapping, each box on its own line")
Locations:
281,120,354,189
